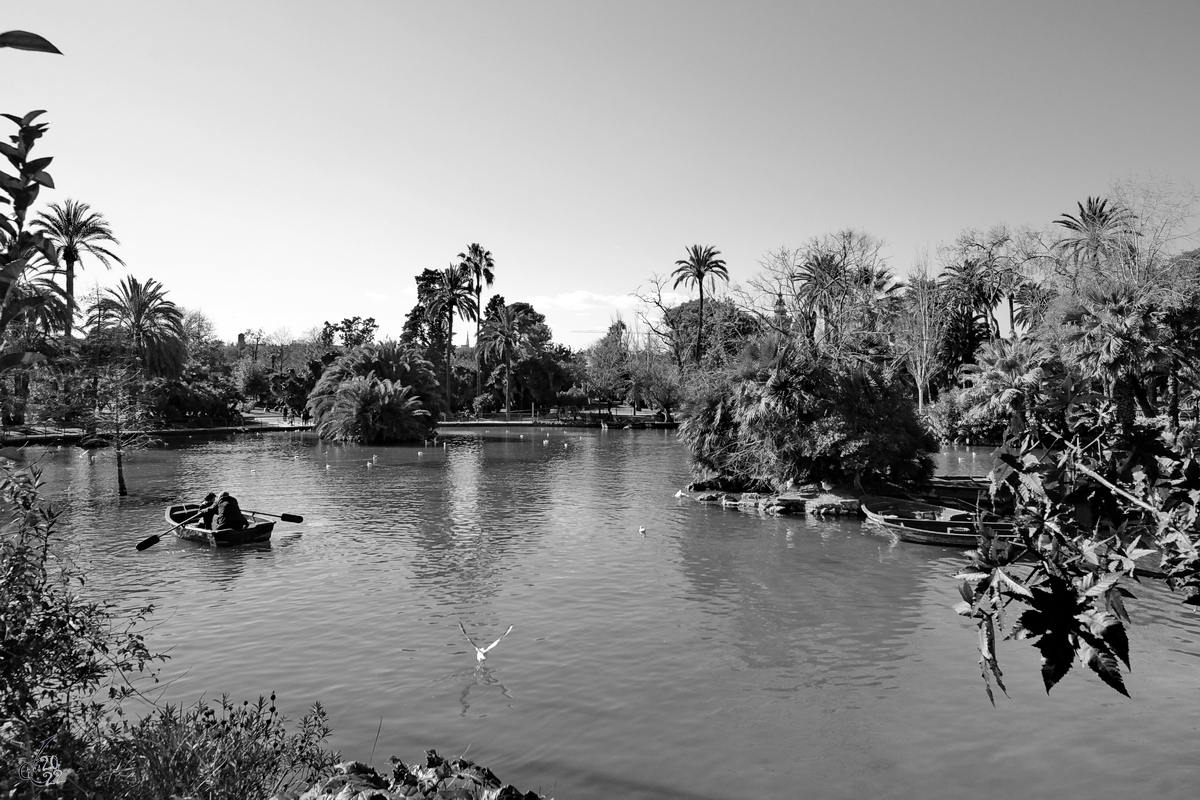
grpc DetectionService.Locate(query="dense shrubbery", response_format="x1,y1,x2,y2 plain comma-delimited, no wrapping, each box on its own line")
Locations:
680,341,936,490
922,387,1007,445
307,341,439,443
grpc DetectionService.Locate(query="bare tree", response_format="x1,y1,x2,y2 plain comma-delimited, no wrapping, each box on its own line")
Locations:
632,274,691,369
893,253,946,411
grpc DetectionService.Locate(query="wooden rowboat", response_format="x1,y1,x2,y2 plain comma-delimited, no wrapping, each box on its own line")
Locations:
165,503,274,547
859,495,1019,547
918,475,995,503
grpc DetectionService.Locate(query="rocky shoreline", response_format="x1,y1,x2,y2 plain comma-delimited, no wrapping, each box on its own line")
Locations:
272,753,543,800
681,479,865,518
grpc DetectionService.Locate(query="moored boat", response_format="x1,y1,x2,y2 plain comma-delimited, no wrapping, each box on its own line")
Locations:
165,503,274,547
859,495,1019,547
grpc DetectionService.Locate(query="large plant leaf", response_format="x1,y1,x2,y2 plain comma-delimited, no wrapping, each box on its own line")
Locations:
1034,630,1075,692
1083,644,1129,697
0,31,62,54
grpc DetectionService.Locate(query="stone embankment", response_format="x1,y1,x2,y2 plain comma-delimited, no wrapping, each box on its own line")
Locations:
683,479,864,517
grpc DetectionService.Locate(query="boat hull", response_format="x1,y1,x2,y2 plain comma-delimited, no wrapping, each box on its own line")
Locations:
165,503,274,547
860,495,1018,547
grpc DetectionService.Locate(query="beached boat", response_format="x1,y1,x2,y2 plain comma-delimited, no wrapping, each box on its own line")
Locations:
859,495,1019,547
165,503,274,547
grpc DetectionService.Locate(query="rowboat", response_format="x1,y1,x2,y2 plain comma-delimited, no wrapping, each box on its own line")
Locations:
919,475,994,502
165,503,274,547
859,495,1019,547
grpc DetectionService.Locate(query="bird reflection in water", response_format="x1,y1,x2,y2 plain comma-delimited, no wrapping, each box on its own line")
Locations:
439,623,516,716
447,663,513,717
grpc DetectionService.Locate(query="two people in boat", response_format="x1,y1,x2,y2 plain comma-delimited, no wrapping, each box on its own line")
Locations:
196,491,249,530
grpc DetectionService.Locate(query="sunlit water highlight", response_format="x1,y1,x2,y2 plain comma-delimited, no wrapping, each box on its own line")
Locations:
32,434,1200,799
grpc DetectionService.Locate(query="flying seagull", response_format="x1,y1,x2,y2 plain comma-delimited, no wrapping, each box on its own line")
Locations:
459,622,513,662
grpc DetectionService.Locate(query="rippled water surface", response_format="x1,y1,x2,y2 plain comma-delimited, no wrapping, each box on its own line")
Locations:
34,432,1200,799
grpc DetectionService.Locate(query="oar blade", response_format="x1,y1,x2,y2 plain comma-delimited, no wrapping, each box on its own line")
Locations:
279,513,303,523
135,534,161,551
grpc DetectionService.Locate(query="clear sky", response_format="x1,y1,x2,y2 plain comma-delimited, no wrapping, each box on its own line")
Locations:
6,1,1199,349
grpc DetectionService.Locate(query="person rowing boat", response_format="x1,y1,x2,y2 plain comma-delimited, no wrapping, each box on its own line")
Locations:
195,491,249,531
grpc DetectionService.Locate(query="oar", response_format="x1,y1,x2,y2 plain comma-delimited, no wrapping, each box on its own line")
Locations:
244,510,304,523
136,509,204,551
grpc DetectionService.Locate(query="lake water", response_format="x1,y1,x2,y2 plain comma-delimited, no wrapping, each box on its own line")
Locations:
33,431,1200,799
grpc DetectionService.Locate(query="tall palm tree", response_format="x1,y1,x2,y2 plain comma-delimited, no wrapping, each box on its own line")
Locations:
426,263,478,411
86,275,185,378
1053,196,1136,281
33,199,124,329
457,243,495,399
671,245,729,364
480,303,532,421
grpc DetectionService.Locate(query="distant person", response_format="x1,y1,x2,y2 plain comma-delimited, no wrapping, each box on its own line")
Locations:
214,491,249,531
196,492,219,528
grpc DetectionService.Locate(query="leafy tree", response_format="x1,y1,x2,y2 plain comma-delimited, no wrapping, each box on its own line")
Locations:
663,298,760,370
585,320,631,415
32,198,123,327
320,316,377,349
400,269,451,378
458,243,495,398
671,244,729,364
630,350,681,421
426,264,477,411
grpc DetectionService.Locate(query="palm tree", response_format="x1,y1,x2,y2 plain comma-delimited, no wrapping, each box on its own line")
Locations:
1053,196,1136,282
458,243,495,399
426,263,478,411
959,338,1050,437
480,303,532,421
86,276,185,378
306,340,440,435
312,372,431,444
33,199,124,329
794,249,844,345
672,245,729,364
942,259,1003,339
1063,283,1162,429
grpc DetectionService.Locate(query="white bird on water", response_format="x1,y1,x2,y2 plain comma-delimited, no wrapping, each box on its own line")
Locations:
639,526,646,535
674,490,686,498
459,622,513,662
